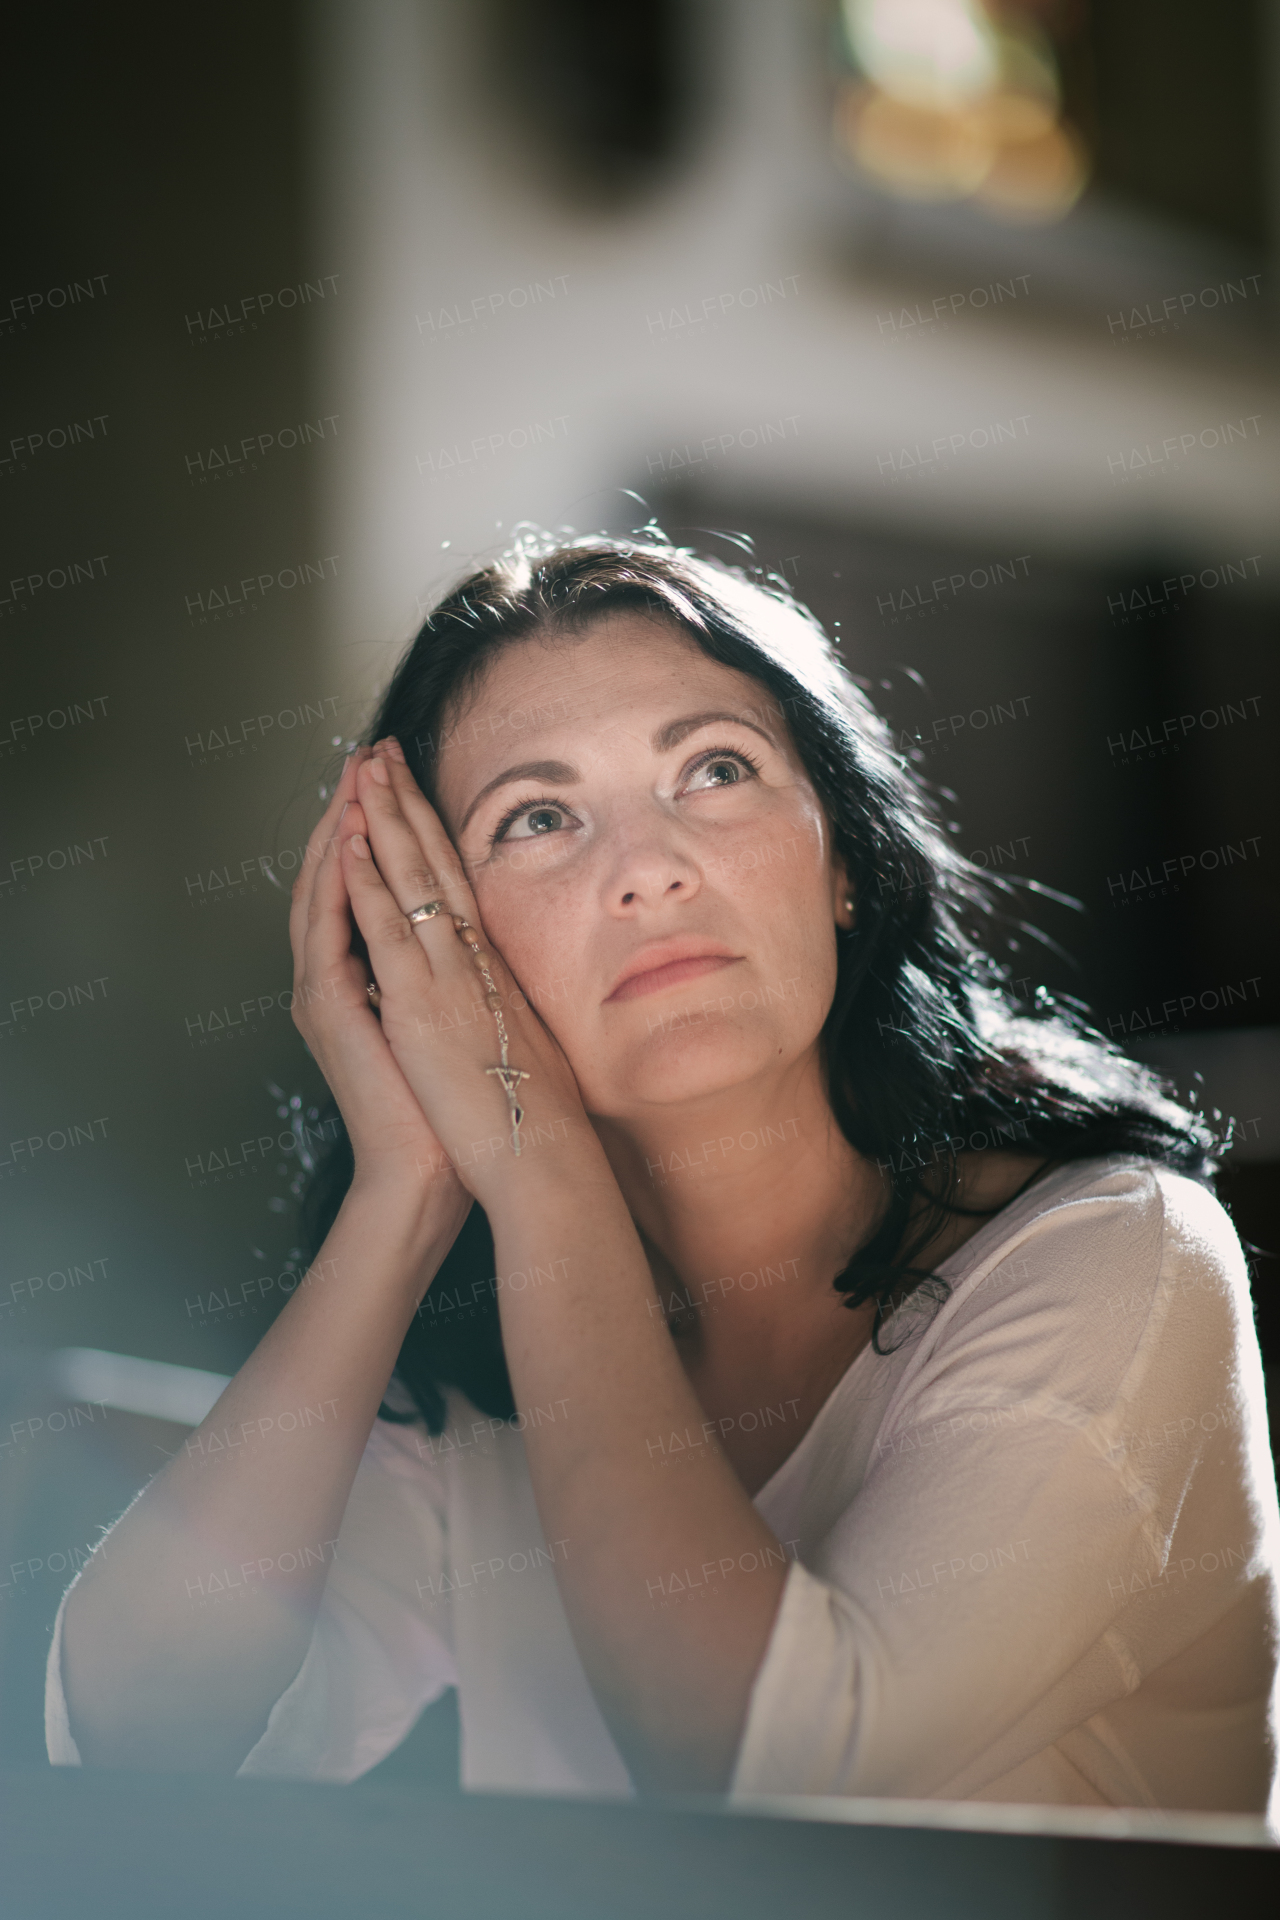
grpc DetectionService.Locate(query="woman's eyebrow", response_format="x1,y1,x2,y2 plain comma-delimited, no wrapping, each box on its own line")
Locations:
458,713,775,833
652,710,779,752
459,759,579,834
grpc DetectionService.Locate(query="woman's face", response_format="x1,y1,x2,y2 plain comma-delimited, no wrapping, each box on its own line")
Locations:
431,614,850,1121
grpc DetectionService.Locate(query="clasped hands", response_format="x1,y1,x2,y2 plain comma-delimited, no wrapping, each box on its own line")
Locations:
289,738,589,1214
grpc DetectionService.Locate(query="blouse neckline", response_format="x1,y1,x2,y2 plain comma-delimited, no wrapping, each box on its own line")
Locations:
748,1155,1118,1510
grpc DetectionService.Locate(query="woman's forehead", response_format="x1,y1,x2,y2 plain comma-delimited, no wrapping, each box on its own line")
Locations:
433,615,787,809
468,614,738,709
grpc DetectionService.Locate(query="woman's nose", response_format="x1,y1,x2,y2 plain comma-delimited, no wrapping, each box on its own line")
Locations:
606,830,701,913
618,868,686,908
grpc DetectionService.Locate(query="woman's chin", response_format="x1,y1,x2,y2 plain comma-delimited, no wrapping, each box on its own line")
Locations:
579,1030,784,1118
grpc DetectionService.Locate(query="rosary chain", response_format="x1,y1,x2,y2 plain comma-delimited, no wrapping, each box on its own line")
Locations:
453,915,529,1156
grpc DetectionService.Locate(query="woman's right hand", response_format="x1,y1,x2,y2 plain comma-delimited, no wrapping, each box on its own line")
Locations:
289,744,468,1218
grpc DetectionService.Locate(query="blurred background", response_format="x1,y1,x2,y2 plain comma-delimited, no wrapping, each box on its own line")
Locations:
3,0,1277,1772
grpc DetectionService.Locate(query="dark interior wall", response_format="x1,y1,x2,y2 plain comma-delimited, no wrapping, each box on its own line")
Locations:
1080,0,1270,246
2,3,337,1761
4,2,335,1378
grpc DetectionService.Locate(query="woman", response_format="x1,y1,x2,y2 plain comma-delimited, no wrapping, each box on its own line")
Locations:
49,536,1279,1810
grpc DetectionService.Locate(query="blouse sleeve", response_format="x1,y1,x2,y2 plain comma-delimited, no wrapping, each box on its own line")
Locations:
730,1165,1278,1802
46,1414,456,1782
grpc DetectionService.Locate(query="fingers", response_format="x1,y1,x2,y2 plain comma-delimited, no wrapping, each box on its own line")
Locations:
304,797,367,979
289,747,371,957
357,756,445,912
291,815,388,1066
341,819,445,1002
354,745,482,967
371,741,469,892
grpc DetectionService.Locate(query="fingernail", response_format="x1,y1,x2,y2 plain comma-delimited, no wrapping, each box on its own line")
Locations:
348,832,370,859
368,757,390,785
383,737,406,763
339,801,350,823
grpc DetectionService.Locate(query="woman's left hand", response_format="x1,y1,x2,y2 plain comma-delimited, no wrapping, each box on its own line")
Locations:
340,738,595,1212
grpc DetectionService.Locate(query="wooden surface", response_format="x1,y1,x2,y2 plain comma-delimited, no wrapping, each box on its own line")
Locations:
0,1770,1275,1920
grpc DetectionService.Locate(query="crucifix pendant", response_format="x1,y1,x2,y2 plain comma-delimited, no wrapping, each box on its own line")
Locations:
486,1062,531,1155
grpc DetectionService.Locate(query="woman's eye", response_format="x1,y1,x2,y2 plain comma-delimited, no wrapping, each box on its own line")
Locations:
498,802,569,842
685,751,756,793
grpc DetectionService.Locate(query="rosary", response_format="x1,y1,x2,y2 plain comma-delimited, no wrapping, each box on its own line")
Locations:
453,915,529,1156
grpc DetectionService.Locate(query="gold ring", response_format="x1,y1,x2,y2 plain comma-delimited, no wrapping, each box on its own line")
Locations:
408,900,446,924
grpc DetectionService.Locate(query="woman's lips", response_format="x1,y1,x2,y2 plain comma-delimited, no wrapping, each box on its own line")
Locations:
607,954,741,1003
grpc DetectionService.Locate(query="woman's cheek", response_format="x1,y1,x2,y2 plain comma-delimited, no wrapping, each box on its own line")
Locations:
714,808,827,911
480,875,581,1024
480,833,566,886
723,824,837,1018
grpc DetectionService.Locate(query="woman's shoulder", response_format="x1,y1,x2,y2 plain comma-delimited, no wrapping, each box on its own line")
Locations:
944,1154,1244,1293
864,1157,1256,1461
904,1156,1250,1378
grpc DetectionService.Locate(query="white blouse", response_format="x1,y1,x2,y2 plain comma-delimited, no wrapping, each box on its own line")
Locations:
46,1157,1280,1812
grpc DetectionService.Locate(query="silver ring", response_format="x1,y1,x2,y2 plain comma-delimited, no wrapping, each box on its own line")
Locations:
408,899,446,924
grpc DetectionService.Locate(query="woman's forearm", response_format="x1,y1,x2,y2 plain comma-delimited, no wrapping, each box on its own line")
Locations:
487,1149,787,1793
60,1172,466,1773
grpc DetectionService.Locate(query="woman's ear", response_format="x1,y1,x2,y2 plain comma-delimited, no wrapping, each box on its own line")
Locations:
833,856,856,931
